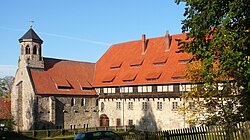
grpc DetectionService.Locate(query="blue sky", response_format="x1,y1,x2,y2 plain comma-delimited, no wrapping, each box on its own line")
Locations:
0,0,185,77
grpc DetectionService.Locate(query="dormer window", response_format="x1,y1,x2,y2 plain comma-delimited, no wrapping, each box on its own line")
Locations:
130,59,144,68
110,62,122,70
153,56,167,66
53,78,72,90
146,72,162,81
82,87,92,92
122,73,137,82
102,75,115,83
178,59,189,64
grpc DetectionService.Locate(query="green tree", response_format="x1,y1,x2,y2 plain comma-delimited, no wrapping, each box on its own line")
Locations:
0,76,14,100
176,0,250,126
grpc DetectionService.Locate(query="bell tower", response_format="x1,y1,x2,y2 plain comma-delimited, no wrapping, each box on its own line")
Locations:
18,25,44,69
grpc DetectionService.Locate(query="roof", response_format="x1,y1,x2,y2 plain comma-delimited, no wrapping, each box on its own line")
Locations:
19,28,43,43
30,58,97,95
0,99,11,120
93,33,193,87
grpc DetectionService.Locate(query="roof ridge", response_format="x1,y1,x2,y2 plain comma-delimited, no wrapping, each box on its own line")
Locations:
43,57,96,64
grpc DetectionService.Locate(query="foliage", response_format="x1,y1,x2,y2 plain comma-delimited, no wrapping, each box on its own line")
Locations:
0,76,14,100
176,0,250,126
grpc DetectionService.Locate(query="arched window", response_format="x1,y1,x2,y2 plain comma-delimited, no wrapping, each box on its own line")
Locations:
25,45,30,54
71,98,75,106
101,102,105,111
33,45,37,55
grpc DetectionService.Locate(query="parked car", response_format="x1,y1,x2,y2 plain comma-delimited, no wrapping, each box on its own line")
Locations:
74,131,123,140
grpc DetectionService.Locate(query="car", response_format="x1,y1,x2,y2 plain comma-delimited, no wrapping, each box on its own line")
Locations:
74,130,123,140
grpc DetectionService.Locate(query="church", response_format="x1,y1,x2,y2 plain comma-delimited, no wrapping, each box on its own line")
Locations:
11,27,196,131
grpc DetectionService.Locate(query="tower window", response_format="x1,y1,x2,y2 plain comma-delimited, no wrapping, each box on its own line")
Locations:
33,45,37,55
26,45,30,54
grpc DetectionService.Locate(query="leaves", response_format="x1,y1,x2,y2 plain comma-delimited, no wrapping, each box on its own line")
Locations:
176,0,250,126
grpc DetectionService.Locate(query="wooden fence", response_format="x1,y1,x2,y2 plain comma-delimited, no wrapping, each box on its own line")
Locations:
124,122,250,140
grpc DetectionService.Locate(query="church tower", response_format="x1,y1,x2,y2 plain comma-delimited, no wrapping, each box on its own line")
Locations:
11,26,44,131
18,26,44,69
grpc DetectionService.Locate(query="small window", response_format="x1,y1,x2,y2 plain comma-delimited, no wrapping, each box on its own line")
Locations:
116,118,121,126
95,88,100,94
128,102,133,110
71,98,75,106
157,85,174,92
25,45,30,54
172,102,178,110
101,102,105,111
138,86,152,93
33,45,37,55
178,59,189,64
120,87,133,93
157,102,163,110
189,102,195,110
116,102,121,110
128,120,133,126
142,102,148,111
81,98,86,106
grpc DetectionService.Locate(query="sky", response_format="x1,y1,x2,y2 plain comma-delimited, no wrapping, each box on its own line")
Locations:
0,0,185,78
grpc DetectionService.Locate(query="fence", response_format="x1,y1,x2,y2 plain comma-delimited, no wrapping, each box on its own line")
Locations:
124,122,250,140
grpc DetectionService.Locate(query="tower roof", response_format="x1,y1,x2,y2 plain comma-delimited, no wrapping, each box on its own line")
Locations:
19,28,43,43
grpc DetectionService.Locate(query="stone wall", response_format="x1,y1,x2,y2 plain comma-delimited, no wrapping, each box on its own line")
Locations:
35,95,99,130
11,67,36,131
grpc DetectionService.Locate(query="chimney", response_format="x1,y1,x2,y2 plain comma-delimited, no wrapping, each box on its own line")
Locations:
142,34,147,54
165,31,171,51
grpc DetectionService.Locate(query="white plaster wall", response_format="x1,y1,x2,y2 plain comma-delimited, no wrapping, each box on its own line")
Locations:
99,98,187,131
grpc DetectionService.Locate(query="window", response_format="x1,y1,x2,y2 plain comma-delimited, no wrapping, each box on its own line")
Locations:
142,102,148,111
179,84,193,92
33,45,37,54
81,98,86,106
128,120,133,126
218,83,224,91
157,85,174,92
138,86,152,93
95,88,100,94
116,102,121,110
116,118,121,126
157,102,163,110
189,102,195,110
25,45,30,54
71,98,75,106
120,87,133,93
70,124,76,130
178,60,189,64
172,102,178,110
128,102,133,110
103,87,116,93
101,102,105,111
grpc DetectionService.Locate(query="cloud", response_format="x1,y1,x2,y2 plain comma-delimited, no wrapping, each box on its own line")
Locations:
0,26,111,46
0,65,17,78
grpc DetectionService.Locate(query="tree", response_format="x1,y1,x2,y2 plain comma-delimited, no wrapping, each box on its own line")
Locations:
0,76,14,100
175,0,250,126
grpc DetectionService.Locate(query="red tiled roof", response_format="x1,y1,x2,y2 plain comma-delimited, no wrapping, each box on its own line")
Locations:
0,99,11,120
30,58,96,95
93,33,192,87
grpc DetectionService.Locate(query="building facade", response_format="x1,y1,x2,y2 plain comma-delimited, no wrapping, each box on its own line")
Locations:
12,27,205,131
93,33,197,131
11,27,99,131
